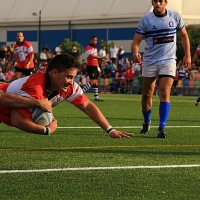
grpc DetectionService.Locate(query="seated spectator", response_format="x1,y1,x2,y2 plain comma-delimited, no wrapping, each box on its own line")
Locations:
106,79,119,94
109,59,113,70
116,70,126,89
5,46,13,62
195,58,200,69
40,62,48,73
101,64,111,79
100,60,107,71
123,57,129,71
5,68,15,82
0,68,5,82
178,65,187,80
117,59,123,72
189,70,195,80
0,46,6,63
172,70,179,95
111,63,117,79
195,68,200,80
79,62,87,85
191,62,198,73
132,62,141,76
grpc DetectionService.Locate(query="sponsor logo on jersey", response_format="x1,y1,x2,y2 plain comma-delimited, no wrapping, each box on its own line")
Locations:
153,36,174,45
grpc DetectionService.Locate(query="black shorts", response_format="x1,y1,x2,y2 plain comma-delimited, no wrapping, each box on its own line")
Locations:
87,66,99,79
15,67,35,76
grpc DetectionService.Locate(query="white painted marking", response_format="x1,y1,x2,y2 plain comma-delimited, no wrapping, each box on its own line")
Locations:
57,126,200,129
1,165,200,174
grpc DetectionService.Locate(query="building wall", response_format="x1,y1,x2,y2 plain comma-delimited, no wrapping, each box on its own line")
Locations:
0,21,146,61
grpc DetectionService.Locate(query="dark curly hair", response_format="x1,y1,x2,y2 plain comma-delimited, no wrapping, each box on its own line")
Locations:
47,53,79,73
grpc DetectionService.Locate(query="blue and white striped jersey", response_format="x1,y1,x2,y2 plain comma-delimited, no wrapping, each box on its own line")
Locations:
136,9,184,66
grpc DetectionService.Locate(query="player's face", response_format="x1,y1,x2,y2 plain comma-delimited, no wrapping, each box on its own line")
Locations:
90,37,97,46
152,0,167,15
16,32,24,43
51,68,78,92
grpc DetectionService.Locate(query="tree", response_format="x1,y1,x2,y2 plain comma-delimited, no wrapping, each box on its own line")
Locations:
176,25,200,62
99,40,114,54
61,39,84,60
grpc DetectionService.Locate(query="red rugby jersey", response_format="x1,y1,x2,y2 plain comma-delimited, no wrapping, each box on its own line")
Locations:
13,40,35,69
0,72,88,126
85,45,98,66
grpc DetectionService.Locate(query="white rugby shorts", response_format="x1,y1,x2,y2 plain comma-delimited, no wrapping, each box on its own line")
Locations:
142,63,176,77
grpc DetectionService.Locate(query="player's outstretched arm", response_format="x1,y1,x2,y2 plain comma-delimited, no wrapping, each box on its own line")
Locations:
0,91,52,112
77,100,133,138
11,109,57,135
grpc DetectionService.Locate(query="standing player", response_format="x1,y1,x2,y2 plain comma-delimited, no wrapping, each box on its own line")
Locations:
83,36,107,101
13,32,35,79
131,0,191,138
0,53,133,138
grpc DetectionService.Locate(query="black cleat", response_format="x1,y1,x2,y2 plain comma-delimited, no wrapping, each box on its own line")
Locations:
95,98,104,102
195,102,198,106
140,122,151,134
157,128,167,138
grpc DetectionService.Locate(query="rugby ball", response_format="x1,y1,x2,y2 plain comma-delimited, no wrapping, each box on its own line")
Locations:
31,108,53,126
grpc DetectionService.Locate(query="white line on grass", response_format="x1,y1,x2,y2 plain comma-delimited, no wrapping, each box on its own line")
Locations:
57,126,200,129
1,164,200,174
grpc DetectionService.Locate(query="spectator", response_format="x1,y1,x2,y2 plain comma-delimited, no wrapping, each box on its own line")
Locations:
71,46,79,60
79,62,88,85
46,49,53,63
123,57,130,71
55,43,62,55
5,68,15,82
10,44,14,53
117,45,124,64
106,79,119,94
178,65,187,80
116,60,123,72
0,68,5,82
101,63,111,79
109,43,118,64
195,58,200,69
132,62,141,76
98,45,106,67
191,62,198,73
42,44,49,52
5,46,13,62
99,45,106,57
40,48,47,62
0,46,6,63
192,44,200,64
40,62,48,73
171,69,179,95
125,63,134,85
100,59,107,71
111,63,117,79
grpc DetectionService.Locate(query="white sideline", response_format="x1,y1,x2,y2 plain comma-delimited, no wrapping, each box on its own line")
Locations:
1,164,200,174
57,126,200,129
